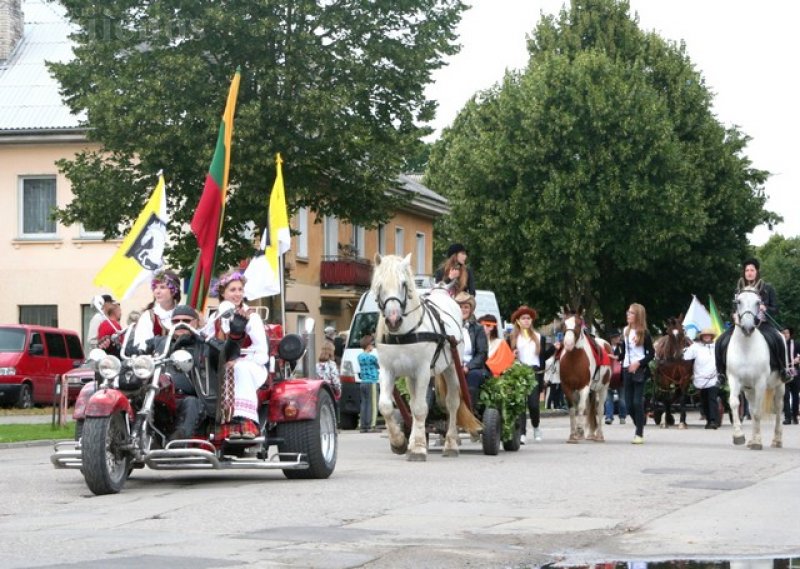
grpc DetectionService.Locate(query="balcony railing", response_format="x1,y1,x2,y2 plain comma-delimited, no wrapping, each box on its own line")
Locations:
320,256,373,287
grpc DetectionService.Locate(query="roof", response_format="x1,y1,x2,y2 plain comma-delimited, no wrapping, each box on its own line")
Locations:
394,173,449,217
0,0,85,133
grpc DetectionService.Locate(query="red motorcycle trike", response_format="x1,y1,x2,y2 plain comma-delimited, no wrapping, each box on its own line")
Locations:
51,311,337,495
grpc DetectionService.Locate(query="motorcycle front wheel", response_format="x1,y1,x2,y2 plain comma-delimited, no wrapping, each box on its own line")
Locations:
82,412,132,495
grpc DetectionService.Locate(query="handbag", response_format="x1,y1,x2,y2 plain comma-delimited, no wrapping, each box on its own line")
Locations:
629,366,647,384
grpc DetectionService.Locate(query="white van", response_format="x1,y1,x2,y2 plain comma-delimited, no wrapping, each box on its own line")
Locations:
337,286,502,429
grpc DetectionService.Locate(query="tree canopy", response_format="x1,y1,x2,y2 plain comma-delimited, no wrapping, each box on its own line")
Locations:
757,235,800,332
50,0,467,272
426,0,777,328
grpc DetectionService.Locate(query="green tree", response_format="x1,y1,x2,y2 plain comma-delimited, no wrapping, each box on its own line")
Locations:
50,0,466,273
758,235,800,332
427,0,776,326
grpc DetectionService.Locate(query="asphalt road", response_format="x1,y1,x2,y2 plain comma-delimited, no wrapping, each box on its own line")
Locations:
1,411,798,569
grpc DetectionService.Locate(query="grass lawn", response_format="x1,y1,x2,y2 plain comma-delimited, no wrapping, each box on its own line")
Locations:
0,422,75,443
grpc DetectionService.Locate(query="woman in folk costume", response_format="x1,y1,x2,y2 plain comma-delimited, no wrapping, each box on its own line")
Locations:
510,305,555,443
204,271,269,439
133,269,181,350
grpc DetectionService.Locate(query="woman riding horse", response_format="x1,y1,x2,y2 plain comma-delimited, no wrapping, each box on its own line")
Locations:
716,258,788,383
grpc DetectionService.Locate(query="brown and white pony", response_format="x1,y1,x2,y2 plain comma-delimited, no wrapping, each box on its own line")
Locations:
652,316,694,429
559,309,612,442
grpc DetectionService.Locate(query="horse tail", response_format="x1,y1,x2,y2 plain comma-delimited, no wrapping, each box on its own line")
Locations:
434,373,482,434
762,386,776,415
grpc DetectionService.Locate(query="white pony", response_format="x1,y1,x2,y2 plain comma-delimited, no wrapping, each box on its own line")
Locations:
559,311,611,443
727,286,785,449
371,254,475,461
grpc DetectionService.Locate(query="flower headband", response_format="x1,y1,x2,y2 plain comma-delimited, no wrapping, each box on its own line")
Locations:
151,270,181,298
217,271,247,292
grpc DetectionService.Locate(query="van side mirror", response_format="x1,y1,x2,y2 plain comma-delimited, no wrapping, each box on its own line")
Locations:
29,344,44,356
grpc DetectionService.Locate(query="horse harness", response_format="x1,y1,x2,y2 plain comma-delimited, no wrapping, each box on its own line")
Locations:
379,295,459,369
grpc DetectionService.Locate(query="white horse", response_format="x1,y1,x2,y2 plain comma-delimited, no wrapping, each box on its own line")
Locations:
727,286,785,449
559,311,611,443
372,254,475,461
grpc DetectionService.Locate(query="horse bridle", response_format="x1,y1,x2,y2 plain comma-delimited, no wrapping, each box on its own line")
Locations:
735,288,763,327
563,317,584,342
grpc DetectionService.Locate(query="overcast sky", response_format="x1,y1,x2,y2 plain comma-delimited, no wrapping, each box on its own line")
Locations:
424,0,799,245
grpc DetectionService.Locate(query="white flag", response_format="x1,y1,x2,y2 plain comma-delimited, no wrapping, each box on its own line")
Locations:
682,295,712,340
243,154,291,300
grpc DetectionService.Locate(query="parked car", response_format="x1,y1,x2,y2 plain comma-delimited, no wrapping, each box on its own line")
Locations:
0,325,84,408
338,286,503,429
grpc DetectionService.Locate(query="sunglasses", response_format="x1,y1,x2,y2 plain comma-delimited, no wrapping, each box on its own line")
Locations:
172,318,194,324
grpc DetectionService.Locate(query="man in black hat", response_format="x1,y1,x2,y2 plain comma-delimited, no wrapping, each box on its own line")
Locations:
433,242,476,295
137,305,213,440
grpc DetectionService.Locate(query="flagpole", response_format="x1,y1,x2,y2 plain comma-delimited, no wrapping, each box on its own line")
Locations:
280,253,286,330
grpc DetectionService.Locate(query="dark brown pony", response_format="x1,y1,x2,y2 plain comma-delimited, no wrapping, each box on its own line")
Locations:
652,316,693,428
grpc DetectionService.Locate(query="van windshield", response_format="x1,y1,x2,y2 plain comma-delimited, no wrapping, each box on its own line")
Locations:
347,313,379,349
0,328,26,352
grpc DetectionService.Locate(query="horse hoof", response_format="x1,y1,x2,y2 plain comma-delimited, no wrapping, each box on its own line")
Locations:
733,435,746,445
771,440,783,448
441,448,460,458
660,423,667,429
593,435,605,443
406,451,427,461
748,442,763,451
391,442,408,455
678,423,687,430
585,434,595,441
566,437,579,444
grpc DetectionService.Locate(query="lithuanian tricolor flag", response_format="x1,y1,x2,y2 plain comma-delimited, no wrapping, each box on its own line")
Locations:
188,69,241,312
709,295,725,338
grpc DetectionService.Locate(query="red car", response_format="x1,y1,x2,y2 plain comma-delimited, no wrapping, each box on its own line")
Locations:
0,325,84,408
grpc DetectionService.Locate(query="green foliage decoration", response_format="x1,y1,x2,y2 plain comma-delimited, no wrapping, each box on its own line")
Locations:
479,363,537,441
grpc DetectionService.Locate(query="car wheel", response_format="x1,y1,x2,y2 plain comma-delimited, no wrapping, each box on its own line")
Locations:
278,390,338,479
16,383,33,409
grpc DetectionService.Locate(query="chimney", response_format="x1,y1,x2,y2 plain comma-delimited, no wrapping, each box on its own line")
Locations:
0,0,24,62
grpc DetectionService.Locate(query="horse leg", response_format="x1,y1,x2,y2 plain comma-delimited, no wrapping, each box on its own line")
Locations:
772,382,785,448
576,387,588,440
378,372,407,455
440,366,461,458
729,377,746,445
588,384,607,442
678,389,688,429
565,390,579,443
747,385,763,450
405,370,430,461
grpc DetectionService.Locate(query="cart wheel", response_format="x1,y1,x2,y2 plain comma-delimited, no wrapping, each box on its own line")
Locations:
482,408,501,456
502,413,524,452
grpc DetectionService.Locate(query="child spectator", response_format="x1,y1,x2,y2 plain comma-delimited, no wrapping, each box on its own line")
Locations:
357,335,380,433
316,341,341,399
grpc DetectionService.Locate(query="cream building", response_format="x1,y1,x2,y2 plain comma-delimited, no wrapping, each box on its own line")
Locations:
0,0,448,350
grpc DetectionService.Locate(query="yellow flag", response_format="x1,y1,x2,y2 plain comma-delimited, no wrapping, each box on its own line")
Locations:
94,175,168,299
244,154,291,300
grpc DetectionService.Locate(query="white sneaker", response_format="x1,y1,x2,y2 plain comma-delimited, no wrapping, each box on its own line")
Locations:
620,418,626,425
533,428,543,442
520,434,527,445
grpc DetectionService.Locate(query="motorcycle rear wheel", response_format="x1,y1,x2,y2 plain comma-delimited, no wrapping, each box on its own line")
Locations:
82,413,132,495
278,389,338,479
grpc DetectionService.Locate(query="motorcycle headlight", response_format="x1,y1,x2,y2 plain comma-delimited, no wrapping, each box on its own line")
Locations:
98,356,122,380
132,355,156,379
171,349,194,373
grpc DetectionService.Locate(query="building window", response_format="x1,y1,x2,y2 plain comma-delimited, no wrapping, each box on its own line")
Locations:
19,305,58,327
351,225,365,258
19,176,57,238
415,232,426,275
79,224,104,239
323,215,338,257
377,224,386,255
394,227,405,256
295,207,308,258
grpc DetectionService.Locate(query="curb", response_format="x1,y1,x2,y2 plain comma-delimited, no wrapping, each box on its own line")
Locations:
0,438,70,450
